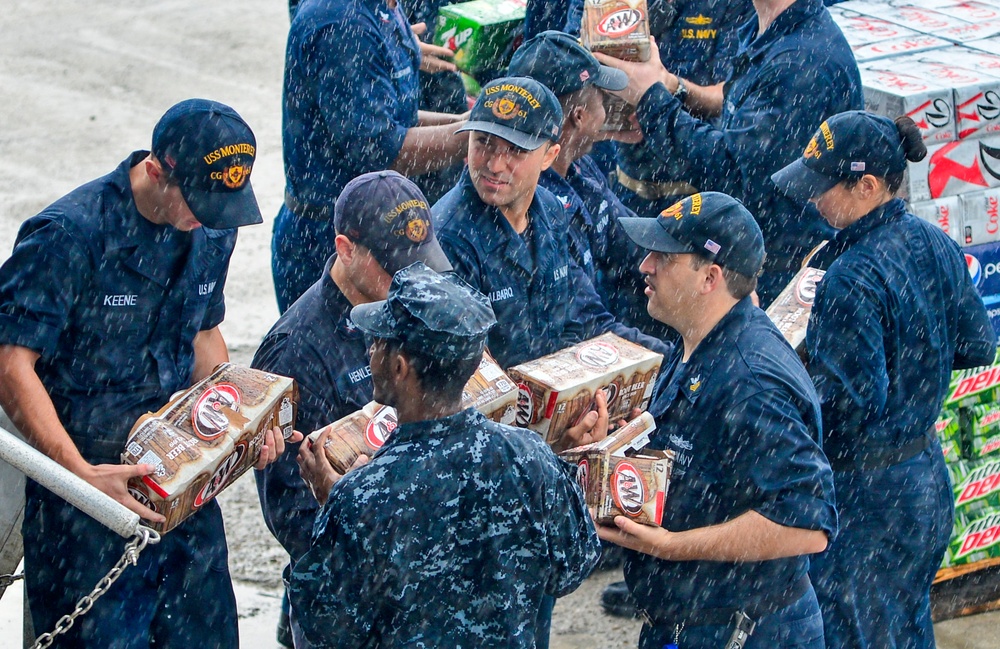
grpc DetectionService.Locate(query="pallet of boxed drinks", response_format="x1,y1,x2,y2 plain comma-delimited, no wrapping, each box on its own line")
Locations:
932,348,1000,619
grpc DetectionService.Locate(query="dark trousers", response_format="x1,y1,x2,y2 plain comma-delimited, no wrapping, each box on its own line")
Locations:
24,481,237,649
810,445,953,649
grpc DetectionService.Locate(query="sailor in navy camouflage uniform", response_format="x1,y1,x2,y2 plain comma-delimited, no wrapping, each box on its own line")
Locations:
507,31,672,339
290,262,601,648
773,111,997,649
0,100,293,648
433,76,671,368
252,171,453,645
600,192,836,649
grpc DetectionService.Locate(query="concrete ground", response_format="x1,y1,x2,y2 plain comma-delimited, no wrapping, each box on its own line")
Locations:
1,0,999,647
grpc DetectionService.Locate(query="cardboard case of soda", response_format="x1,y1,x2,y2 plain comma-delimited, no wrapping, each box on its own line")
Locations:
506,333,663,445
121,364,298,533
560,412,674,526
434,0,526,77
308,351,518,473
580,0,651,62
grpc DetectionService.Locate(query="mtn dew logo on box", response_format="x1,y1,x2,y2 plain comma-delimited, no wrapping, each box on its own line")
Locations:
953,458,1000,519
434,0,527,77
944,347,1000,408
945,510,1000,567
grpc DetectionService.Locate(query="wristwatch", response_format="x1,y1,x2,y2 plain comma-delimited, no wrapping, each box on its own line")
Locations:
673,78,689,105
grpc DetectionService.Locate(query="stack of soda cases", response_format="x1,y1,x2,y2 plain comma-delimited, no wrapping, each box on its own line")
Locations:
936,348,1000,568
828,0,1000,334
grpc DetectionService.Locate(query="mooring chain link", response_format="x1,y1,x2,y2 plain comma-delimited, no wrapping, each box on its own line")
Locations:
0,572,24,590
31,526,161,649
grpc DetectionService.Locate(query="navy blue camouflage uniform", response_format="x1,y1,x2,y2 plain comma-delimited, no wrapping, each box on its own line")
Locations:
629,298,836,649
634,0,863,302
273,0,422,311
290,407,601,648
0,152,239,648
806,199,997,648
433,170,671,368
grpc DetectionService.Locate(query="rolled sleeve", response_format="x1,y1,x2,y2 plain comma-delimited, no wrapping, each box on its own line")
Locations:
0,218,84,357
728,389,837,540
312,25,411,173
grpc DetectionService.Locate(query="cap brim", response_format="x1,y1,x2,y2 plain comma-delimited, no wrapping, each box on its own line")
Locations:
593,65,628,92
618,217,696,254
182,180,264,230
456,121,548,151
770,159,840,203
379,239,454,275
349,300,397,338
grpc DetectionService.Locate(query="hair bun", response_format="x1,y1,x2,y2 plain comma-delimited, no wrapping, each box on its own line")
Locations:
895,116,927,163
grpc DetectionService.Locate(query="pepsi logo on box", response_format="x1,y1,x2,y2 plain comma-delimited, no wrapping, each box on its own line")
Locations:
962,240,1000,337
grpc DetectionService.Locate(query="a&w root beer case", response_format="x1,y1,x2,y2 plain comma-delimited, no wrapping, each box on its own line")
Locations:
122,364,298,533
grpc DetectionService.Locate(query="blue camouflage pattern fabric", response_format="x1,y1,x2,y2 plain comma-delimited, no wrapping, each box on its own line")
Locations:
290,407,601,648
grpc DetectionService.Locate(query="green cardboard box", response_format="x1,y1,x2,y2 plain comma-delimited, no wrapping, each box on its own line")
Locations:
434,0,526,77
944,347,1000,409
966,403,1000,460
936,409,962,463
953,458,1000,520
944,510,1000,567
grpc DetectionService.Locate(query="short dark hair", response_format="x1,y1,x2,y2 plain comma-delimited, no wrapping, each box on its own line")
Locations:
385,339,480,404
689,254,758,300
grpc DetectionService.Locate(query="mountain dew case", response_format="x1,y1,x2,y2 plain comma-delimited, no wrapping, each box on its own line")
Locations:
967,402,1000,459
943,347,1000,408
434,0,527,77
945,510,1000,566
581,0,651,62
953,458,1000,519
936,409,962,462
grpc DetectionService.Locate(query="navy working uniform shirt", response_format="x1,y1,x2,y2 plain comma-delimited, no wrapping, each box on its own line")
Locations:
0,151,239,646
273,0,422,311
0,151,234,462
253,254,372,563
807,199,997,464
290,407,602,648
626,298,836,613
433,170,671,368
618,0,755,189
539,158,671,338
635,0,863,285
282,0,420,210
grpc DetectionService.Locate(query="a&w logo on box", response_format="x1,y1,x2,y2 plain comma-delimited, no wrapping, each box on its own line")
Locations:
611,461,646,517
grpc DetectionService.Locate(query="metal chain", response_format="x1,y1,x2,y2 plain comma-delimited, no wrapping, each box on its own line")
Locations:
0,572,24,590
31,526,161,649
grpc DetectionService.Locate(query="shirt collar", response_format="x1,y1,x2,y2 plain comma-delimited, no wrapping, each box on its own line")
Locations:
103,151,156,253
319,253,365,339
380,407,482,450
663,297,757,404
741,0,824,58
830,198,906,254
